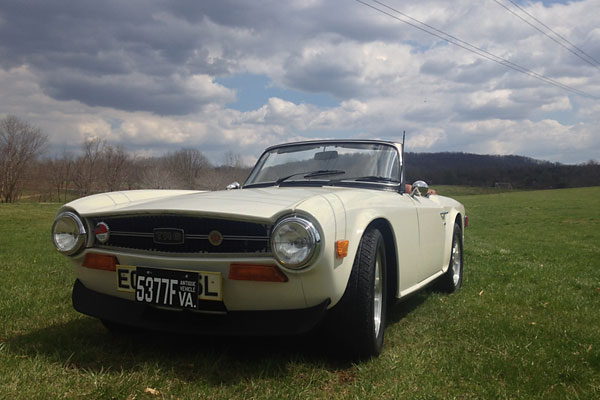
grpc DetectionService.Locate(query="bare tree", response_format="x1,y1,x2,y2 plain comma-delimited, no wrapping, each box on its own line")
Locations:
59,152,74,201
0,115,47,203
72,137,104,197
139,157,178,189
165,148,211,189
123,154,141,190
43,151,74,202
223,150,243,168
100,144,131,192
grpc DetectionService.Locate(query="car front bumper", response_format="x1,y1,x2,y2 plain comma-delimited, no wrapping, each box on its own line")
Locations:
72,279,330,336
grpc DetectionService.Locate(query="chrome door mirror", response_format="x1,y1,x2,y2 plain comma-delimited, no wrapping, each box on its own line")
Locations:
411,180,429,197
226,181,241,190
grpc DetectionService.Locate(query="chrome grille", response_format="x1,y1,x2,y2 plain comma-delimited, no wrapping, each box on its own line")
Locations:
91,215,271,254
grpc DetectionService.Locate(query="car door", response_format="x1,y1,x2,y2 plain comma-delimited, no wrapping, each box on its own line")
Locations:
410,195,447,281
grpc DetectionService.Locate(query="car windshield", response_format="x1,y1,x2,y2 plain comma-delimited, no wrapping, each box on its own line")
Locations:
245,142,401,187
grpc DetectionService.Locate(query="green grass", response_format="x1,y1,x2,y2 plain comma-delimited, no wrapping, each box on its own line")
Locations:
17,189,80,203
432,185,518,196
1,188,599,399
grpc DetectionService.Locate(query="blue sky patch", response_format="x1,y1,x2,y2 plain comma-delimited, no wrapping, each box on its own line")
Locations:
216,74,339,112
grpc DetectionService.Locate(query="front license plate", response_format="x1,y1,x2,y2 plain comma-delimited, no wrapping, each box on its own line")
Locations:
135,267,222,310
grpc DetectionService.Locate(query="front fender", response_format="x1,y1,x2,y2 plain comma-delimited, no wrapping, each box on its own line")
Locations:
296,201,392,309
440,200,465,273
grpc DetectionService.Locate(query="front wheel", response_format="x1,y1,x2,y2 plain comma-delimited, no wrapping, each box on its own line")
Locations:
437,222,463,293
327,227,387,359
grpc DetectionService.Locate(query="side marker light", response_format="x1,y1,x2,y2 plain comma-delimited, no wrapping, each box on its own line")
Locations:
336,240,349,258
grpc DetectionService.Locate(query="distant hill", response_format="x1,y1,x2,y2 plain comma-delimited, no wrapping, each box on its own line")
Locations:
404,152,599,189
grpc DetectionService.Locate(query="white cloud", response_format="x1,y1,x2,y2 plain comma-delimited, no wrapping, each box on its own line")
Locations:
539,96,572,112
0,0,598,164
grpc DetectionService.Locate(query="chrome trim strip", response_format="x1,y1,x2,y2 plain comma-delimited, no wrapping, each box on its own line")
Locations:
109,231,269,241
110,231,154,237
94,245,273,257
188,235,270,241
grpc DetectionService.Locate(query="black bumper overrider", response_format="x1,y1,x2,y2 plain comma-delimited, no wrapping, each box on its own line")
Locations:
72,279,330,336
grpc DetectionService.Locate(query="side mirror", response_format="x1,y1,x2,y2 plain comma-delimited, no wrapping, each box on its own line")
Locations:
226,182,240,190
411,180,429,197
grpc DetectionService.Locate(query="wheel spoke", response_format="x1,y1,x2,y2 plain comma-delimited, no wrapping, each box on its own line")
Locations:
373,251,383,337
452,239,461,286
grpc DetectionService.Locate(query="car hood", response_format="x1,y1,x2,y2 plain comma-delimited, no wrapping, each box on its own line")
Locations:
66,187,353,222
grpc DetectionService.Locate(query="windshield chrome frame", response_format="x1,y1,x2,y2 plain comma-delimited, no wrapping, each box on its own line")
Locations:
243,139,405,192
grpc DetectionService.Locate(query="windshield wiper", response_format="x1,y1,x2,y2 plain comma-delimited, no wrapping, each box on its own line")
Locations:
340,175,399,183
276,169,346,185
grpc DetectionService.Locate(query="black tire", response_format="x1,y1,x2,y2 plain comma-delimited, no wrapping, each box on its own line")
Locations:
327,227,387,359
438,222,463,293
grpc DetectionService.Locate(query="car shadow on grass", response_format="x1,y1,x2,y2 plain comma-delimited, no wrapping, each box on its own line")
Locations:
5,317,354,383
387,289,431,325
5,292,431,384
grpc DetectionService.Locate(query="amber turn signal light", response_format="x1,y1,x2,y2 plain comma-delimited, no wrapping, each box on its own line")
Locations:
82,253,118,271
229,263,288,282
336,240,349,258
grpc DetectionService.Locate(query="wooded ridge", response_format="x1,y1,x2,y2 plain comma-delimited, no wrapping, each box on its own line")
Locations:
405,152,599,190
2,115,598,203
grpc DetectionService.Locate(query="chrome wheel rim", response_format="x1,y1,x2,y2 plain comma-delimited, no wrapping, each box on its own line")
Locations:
373,250,383,337
451,238,461,287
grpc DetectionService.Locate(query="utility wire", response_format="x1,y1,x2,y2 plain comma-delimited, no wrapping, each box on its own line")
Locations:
369,0,595,97
493,0,600,71
353,0,597,99
503,0,600,67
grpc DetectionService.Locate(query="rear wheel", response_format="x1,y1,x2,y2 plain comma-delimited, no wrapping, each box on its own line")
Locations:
328,227,387,359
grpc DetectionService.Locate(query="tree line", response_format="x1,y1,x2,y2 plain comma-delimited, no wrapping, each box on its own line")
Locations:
1,115,599,203
0,115,250,203
404,152,600,190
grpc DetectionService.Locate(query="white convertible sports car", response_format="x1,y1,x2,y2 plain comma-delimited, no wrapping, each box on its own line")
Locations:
52,139,466,358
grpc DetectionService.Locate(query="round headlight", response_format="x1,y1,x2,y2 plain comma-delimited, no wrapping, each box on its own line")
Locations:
52,212,87,255
271,216,321,269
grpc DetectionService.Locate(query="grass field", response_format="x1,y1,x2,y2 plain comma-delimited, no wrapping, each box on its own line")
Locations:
432,185,518,196
1,187,599,399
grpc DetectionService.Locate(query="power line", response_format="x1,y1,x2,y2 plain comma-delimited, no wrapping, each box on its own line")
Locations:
353,0,598,99
364,0,596,98
493,0,600,71
503,0,600,67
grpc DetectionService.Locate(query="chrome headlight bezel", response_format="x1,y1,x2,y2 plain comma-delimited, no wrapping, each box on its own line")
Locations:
271,216,321,270
52,211,87,256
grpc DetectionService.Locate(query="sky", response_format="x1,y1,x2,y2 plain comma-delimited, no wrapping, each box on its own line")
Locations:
0,0,598,165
